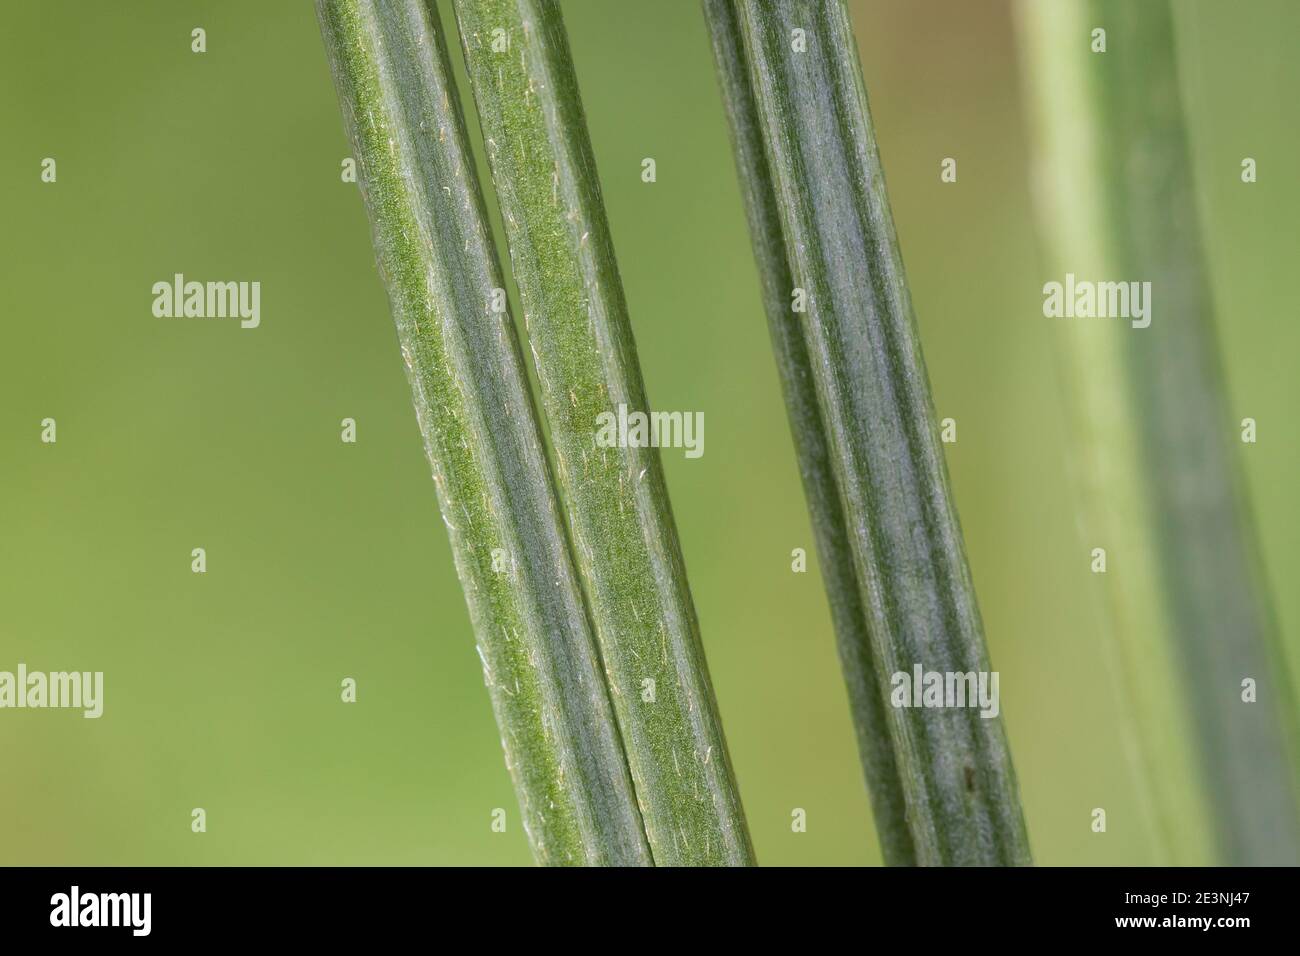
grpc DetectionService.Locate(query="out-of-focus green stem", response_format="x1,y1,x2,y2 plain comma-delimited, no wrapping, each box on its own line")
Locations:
732,0,1031,865
450,0,753,866
1017,0,1300,864
702,0,914,866
315,0,651,866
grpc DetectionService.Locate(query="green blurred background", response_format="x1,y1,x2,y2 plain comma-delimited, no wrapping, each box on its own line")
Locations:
2,0,1296,865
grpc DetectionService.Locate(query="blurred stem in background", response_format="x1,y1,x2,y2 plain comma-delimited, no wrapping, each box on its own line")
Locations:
450,0,754,866
1016,0,1300,864
708,0,1031,865
315,0,651,865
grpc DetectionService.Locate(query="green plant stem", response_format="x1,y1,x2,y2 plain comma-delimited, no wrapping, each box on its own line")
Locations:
732,0,1031,865
450,0,753,865
315,0,651,866
1016,0,1300,865
702,0,913,866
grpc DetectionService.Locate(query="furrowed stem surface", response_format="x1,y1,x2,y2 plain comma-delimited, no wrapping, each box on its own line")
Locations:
315,0,651,866
451,0,753,865
702,0,914,866
734,0,1031,865
1017,0,1300,865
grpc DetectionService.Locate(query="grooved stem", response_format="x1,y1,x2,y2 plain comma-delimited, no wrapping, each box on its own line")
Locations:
316,0,651,866
451,0,754,866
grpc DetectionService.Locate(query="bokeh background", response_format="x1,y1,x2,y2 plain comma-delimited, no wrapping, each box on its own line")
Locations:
2,0,1296,865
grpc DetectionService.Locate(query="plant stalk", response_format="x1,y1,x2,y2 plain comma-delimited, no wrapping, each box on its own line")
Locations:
729,0,1032,865
702,0,914,866
450,0,754,865
315,0,651,866
1016,0,1300,865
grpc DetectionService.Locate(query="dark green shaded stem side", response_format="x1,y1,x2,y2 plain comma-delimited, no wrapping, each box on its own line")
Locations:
450,0,753,866
735,0,1031,865
315,0,651,866
702,0,913,866
1018,0,1300,865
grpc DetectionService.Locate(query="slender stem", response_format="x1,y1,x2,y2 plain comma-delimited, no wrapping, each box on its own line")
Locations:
702,0,914,866
732,0,1031,865
315,0,651,866
450,0,754,865
1016,0,1300,865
